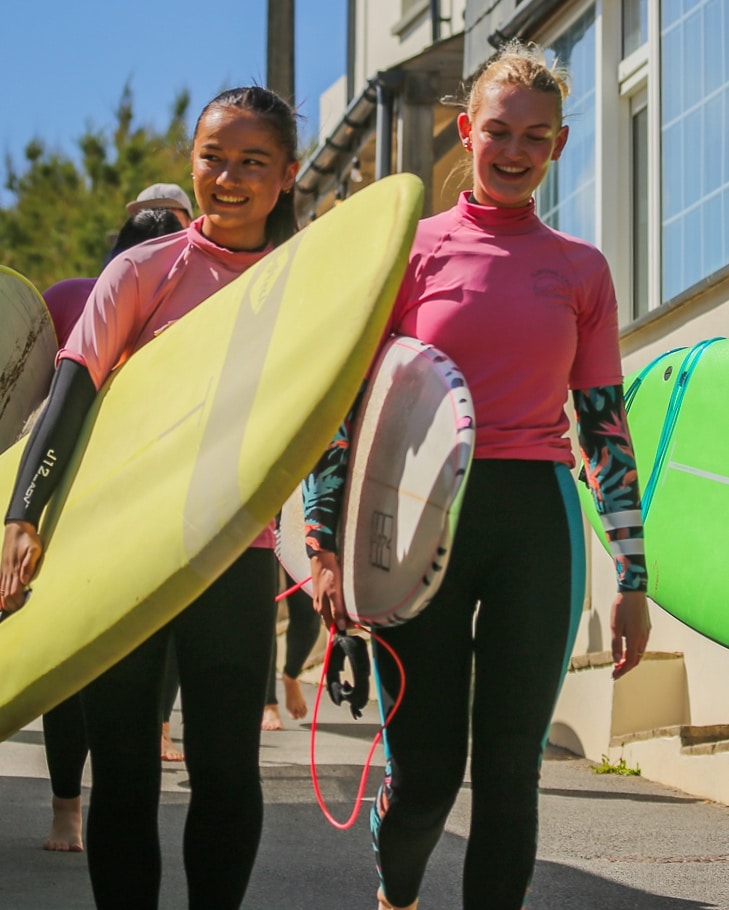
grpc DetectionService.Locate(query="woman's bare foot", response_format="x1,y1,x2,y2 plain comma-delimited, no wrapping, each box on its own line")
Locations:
283,673,308,720
44,795,84,852
161,721,185,761
261,704,283,730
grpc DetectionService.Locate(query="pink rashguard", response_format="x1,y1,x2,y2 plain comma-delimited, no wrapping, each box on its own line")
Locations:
59,217,269,388
58,217,275,548
43,277,97,347
389,192,623,467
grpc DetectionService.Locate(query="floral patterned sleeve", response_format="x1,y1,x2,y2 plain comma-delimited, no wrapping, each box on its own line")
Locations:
302,384,365,558
573,384,648,593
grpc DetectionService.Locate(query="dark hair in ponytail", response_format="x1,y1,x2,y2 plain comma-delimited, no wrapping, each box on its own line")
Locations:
194,86,299,246
110,208,184,258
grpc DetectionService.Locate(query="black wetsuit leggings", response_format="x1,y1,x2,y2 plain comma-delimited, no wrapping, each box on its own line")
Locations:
265,572,321,705
80,547,277,910
371,459,584,910
42,694,88,800
42,637,179,800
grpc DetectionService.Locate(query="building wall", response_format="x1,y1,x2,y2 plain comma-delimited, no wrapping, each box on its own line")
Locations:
349,0,467,97
524,0,729,785
317,76,348,144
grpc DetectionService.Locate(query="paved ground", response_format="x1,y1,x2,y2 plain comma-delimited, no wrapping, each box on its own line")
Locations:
1,680,729,909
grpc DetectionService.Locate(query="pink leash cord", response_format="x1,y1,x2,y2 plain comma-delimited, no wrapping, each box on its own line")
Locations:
309,623,405,830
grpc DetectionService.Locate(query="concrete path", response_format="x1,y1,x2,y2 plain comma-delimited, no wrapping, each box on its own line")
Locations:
1,681,728,909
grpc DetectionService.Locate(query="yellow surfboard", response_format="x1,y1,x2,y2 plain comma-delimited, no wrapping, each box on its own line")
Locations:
0,266,57,452
0,173,424,741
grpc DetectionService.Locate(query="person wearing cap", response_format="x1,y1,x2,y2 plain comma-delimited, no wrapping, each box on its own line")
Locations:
37,207,186,855
126,182,194,227
1,86,299,909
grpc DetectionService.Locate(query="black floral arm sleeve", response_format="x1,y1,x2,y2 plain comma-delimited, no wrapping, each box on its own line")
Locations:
302,383,365,558
573,384,648,593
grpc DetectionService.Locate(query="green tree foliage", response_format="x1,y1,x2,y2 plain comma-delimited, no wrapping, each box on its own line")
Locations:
0,85,194,291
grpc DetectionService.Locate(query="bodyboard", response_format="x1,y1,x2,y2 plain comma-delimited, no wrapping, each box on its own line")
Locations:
277,336,475,626
578,337,729,647
0,266,57,452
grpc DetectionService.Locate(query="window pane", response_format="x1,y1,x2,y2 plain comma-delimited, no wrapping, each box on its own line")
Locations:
703,92,724,197
661,0,729,301
623,0,648,56
726,87,729,184
704,0,724,95
683,205,703,289
662,0,683,28
702,193,723,276
661,121,683,220
661,24,683,125
538,6,596,243
663,217,684,300
683,9,703,109
682,107,702,208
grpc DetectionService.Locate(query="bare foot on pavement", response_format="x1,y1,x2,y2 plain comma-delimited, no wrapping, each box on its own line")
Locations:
161,721,185,761
44,795,84,852
283,673,308,720
261,704,283,730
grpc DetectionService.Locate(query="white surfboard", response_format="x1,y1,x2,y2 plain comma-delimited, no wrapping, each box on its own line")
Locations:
0,266,57,452
277,336,475,626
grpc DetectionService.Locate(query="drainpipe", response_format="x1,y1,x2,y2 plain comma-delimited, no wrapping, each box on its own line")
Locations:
430,0,441,43
375,71,403,181
346,0,356,103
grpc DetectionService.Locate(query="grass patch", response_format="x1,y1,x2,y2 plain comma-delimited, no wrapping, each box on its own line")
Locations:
591,754,641,776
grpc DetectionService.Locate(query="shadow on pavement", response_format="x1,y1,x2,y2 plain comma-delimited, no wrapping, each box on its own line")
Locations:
0,774,722,910
529,860,718,910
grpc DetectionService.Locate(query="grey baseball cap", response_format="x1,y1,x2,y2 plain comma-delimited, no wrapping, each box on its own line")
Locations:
126,183,194,219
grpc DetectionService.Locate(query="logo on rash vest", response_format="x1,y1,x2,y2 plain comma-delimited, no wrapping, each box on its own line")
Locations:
532,269,572,301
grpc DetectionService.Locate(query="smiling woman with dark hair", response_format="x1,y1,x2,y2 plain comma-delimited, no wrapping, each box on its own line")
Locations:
1,85,299,910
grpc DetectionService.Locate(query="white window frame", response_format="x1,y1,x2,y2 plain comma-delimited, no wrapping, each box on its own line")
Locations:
618,41,652,323
393,0,430,36
646,0,661,316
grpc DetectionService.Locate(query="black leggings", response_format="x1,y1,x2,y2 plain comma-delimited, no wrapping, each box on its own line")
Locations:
161,638,180,724
265,572,321,705
81,547,277,910
43,636,179,799
43,694,87,799
371,460,584,910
